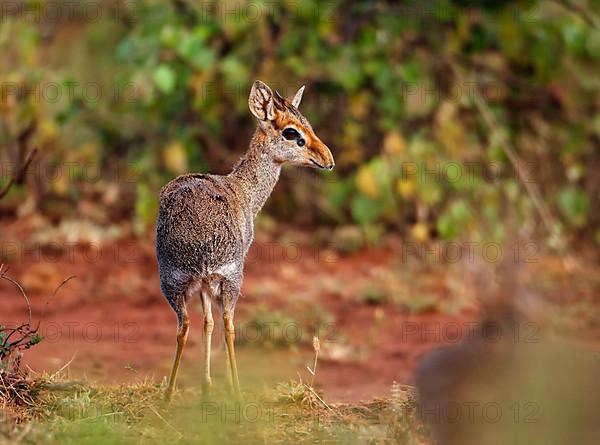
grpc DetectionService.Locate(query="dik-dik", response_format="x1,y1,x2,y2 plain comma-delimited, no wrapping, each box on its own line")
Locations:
156,80,334,402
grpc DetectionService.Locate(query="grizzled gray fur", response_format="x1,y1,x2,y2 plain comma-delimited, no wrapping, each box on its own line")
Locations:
156,80,334,326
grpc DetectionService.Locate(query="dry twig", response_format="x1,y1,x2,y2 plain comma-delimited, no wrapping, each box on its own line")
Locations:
0,148,37,200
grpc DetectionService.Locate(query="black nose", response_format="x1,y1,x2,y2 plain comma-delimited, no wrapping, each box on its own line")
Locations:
327,163,335,170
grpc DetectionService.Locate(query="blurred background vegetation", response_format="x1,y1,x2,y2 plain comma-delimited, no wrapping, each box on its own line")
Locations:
1,4,598,443
1,0,599,251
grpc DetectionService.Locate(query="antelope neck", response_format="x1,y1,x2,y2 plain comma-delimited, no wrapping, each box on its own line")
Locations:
229,127,282,216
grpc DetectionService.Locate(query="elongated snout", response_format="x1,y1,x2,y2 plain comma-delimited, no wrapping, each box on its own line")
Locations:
309,138,335,170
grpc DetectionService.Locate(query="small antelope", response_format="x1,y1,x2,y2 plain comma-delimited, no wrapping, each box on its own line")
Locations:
157,80,334,401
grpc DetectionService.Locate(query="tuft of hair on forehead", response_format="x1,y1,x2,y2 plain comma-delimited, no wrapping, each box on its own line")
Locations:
273,90,301,118
270,95,310,131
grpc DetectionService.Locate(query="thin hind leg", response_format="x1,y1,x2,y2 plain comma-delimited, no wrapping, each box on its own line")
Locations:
200,289,214,394
224,310,241,399
219,277,242,399
165,294,189,403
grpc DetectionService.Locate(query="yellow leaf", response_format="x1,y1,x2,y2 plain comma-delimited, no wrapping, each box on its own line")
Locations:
356,166,379,198
52,173,70,196
383,130,405,155
38,119,58,144
397,178,415,198
163,141,188,174
339,121,364,164
79,142,99,161
411,223,430,242
349,92,370,119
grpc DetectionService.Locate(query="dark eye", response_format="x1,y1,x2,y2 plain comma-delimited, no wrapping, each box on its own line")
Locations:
282,127,300,140
297,138,305,147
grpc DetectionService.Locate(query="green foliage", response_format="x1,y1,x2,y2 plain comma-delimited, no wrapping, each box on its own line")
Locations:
437,201,473,240
27,333,44,348
558,186,589,228
0,324,43,362
1,0,598,242
152,64,176,94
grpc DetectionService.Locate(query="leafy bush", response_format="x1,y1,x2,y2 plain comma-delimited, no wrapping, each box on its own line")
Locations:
1,0,598,246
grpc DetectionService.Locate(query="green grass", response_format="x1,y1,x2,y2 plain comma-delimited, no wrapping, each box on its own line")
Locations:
1,379,425,445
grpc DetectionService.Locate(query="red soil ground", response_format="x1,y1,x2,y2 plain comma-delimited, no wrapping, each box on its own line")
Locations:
1,229,597,402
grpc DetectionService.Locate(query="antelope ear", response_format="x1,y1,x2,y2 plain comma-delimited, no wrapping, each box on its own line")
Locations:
290,85,305,108
249,80,275,121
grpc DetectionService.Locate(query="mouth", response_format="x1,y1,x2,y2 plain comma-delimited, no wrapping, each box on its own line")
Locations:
310,159,334,170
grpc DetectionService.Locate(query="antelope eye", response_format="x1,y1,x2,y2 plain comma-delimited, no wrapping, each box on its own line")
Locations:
282,128,300,140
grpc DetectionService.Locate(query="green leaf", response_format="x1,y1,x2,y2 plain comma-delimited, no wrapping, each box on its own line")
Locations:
562,23,587,56
437,200,472,240
28,334,43,347
586,29,600,61
558,187,589,228
351,194,383,225
418,181,443,206
221,56,249,86
437,214,457,240
152,64,176,93
177,29,215,70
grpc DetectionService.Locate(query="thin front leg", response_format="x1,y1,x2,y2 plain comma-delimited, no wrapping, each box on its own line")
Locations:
223,310,242,399
225,353,234,394
201,290,214,394
165,303,189,403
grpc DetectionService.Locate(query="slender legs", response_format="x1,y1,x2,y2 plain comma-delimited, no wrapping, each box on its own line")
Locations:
223,310,242,399
201,290,214,393
215,274,243,400
164,275,242,403
165,301,189,403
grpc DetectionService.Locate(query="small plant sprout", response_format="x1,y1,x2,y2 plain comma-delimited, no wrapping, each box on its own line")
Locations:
307,336,321,388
